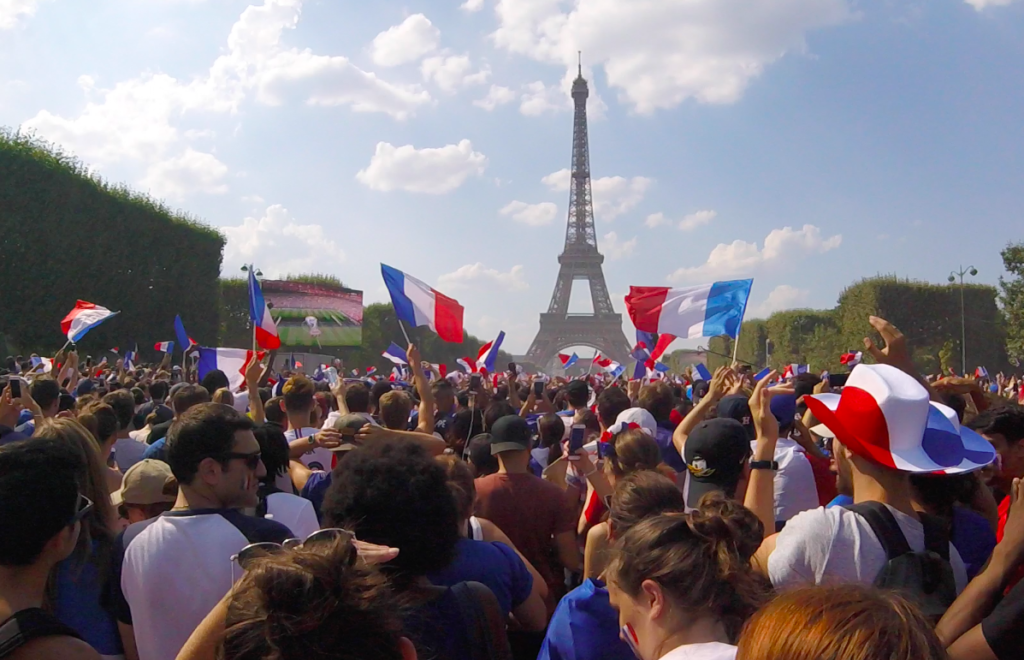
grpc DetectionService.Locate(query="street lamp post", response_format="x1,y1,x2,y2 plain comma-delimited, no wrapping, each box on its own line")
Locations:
948,265,978,376
765,338,772,369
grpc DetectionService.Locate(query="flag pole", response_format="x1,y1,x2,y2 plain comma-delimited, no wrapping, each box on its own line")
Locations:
586,349,597,376
731,330,742,366
398,319,412,346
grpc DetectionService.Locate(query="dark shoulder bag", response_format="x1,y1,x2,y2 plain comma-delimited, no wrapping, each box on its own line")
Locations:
0,608,82,659
451,581,513,660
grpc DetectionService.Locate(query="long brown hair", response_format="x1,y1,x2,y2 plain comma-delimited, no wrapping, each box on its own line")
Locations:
35,418,117,573
222,537,406,660
607,470,685,538
606,496,772,642
604,429,661,480
735,585,947,660
437,454,476,521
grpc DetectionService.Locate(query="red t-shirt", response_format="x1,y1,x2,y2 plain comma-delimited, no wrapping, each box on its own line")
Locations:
996,495,1024,591
807,453,838,507
474,472,576,608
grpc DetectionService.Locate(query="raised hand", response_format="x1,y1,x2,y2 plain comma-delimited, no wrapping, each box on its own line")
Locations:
863,316,915,374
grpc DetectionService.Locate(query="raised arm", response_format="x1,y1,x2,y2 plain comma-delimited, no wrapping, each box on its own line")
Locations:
407,344,434,435
672,366,734,457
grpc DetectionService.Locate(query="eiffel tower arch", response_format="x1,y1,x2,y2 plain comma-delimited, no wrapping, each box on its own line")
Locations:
525,61,631,370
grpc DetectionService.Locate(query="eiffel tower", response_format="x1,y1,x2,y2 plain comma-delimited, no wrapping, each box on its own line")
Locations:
525,59,631,369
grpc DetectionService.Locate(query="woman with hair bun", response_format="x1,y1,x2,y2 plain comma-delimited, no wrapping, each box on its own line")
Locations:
735,584,947,660
604,497,772,660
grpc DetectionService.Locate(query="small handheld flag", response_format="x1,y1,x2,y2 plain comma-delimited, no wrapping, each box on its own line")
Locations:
61,301,119,343
753,367,771,382
558,353,579,369
248,270,281,350
976,366,990,379
154,341,175,353
457,357,477,373
694,363,713,381
839,351,862,368
477,332,506,374
174,315,199,353
366,366,378,377
382,343,409,366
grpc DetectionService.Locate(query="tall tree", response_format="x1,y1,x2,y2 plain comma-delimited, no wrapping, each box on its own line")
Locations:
1000,242,1024,364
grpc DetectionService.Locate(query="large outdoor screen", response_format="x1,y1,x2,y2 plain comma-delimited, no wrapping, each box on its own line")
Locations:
262,280,363,347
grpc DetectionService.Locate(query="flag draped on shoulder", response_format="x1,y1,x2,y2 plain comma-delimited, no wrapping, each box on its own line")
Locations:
248,270,281,350
625,280,752,339
60,301,119,343
381,264,464,343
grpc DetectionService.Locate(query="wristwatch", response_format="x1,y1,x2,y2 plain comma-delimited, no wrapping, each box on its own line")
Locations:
750,460,779,471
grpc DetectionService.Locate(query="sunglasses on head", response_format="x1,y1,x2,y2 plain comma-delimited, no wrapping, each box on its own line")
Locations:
230,528,357,577
68,494,93,527
219,451,262,470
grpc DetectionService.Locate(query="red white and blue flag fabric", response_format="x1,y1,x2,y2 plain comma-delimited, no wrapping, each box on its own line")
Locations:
174,315,199,353
366,366,378,377
123,343,139,370
975,366,990,379
457,357,477,373
198,347,264,392
382,343,409,366
154,341,174,353
558,353,579,369
381,264,464,343
783,364,810,379
592,353,614,369
60,301,119,343
626,280,752,339
840,351,862,368
248,270,281,350
477,332,505,373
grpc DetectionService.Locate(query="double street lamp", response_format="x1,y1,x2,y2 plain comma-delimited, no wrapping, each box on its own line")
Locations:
948,265,978,377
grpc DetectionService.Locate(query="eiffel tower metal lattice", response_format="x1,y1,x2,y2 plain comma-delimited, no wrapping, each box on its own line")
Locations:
525,61,631,369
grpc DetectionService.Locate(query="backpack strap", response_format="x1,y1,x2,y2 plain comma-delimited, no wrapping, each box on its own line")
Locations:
919,513,951,561
847,502,911,560
0,608,81,659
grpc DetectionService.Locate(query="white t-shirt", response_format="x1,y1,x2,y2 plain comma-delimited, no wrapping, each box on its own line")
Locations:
111,509,291,660
266,492,320,539
660,642,736,660
285,427,334,471
232,390,250,415
113,437,148,473
750,437,820,524
768,504,969,593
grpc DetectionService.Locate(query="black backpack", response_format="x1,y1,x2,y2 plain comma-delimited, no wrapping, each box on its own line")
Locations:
0,608,81,658
847,502,958,622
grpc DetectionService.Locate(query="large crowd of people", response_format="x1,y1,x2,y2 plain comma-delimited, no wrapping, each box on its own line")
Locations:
1,315,1023,660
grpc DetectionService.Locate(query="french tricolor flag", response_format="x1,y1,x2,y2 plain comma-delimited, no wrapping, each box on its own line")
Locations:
382,343,409,366
477,332,505,373
199,347,264,393
457,357,477,373
381,264,464,343
60,301,119,343
592,353,614,369
976,366,990,379
366,366,378,377
559,353,579,369
625,280,752,339
154,341,175,353
248,270,281,350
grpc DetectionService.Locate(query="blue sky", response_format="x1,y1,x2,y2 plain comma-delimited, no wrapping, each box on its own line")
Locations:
2,0,1022,355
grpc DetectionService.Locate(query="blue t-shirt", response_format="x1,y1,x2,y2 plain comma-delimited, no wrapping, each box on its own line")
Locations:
428,538,533,616
951,505,997,580
539,578,633,660
301,470,332,521
55,543,123,656
826,494,853,509
142,437,167,463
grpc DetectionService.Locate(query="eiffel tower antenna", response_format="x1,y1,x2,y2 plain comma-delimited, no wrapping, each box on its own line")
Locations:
525,64,631,370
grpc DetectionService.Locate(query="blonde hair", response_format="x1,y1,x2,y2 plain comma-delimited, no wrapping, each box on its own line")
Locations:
212,387,234,406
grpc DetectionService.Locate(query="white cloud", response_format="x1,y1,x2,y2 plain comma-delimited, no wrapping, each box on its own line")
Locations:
23,0,431,198
680,209,717,231
499,200,558,226
221,204,346,276
438,263,529,291
356,139,488,194
461,0,485,11
421,54,490,93
542,168,652,219
520,80,568,116
645,212,670,228
668,224,842,283
0,0,41,29
753,285,811,317
474,85,517,110
139,148,229,200
491,0,852,113
965,0,1016,8
602,231,638,260
370,14,440,67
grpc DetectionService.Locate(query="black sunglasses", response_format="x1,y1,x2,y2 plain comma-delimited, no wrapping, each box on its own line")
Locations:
219,451,262,470
69,494,93,527
230,528,357,575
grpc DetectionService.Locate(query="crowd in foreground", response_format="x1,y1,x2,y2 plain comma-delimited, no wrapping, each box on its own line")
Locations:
1,316,1024,660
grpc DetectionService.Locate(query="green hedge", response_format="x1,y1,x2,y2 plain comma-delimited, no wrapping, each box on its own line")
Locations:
708,276,1008,374
0,129,224,358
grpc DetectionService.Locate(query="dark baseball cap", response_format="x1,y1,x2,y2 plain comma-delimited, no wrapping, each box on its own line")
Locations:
717,394,755,440
683,418,751,510
770,394,797,428
329,413,372,452
489,415,533,455
565,380,589,400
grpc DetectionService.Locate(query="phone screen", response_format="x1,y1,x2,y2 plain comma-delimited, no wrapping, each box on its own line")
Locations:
508,362,517,374
470,374,481,389
828,373,849,388
568,424,586,460
533,381,544,397
9,378,21,399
